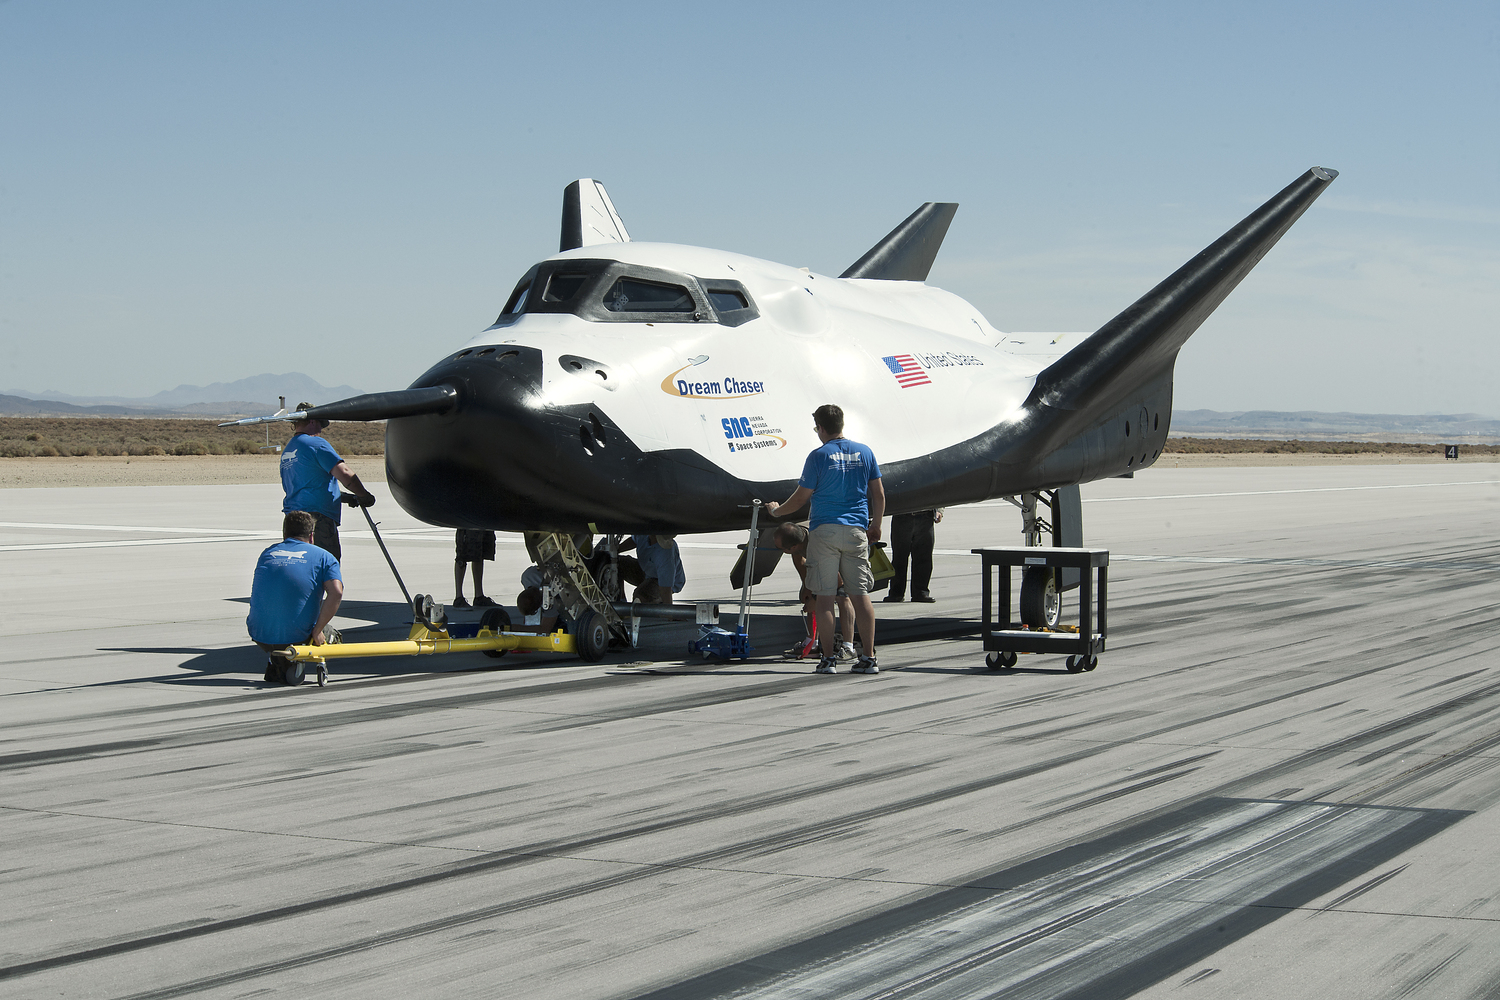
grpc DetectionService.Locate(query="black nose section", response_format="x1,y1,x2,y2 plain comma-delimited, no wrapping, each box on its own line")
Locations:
384,346,691,531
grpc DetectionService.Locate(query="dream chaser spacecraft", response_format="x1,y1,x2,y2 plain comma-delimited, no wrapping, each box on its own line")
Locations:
254,167,1336,617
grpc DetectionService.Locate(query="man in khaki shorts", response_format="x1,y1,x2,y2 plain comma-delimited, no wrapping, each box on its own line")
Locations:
767,404,885,674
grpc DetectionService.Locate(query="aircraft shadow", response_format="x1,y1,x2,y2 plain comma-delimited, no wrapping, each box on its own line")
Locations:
97,603,997,687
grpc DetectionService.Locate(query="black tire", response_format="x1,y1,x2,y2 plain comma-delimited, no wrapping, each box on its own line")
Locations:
1085,656,1098,672
285,660,306,686
1065,655,1085,674
985,651,1017,670
1020,567,1061,628
480,607,513,659
575,610,609,662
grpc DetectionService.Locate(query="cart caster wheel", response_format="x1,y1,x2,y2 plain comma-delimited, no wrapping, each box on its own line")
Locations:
1085,656,1098,671
1065,655,1085,674
317,664,327,687
986,651,1017,670
285,660,306,686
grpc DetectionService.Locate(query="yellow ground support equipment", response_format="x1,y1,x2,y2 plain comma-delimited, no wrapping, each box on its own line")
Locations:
274,597,580,687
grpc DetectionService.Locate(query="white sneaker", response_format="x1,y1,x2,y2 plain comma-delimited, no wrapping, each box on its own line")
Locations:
815,656,838,674
852,657,880,674
837,641,856,660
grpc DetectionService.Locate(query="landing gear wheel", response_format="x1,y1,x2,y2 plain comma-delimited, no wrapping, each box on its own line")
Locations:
480,607,513,659
574,610,609,662
986,651,1017,670
1020,567,1061,629
285,660,306,686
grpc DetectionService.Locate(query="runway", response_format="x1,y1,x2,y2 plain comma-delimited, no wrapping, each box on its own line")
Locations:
3,465,1500,999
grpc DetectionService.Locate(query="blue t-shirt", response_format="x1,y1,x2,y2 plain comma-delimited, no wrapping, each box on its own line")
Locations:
247,540,344,645
281,432,344,522
631,534,686,593
799,438,882,530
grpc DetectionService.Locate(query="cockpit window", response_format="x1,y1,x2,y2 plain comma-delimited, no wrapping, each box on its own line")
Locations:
708,290,748,312
543,272,590,303
602,277,695,313
506,284,530,314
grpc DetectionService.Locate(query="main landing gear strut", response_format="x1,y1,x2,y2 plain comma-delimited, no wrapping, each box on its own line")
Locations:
999,486,1082,629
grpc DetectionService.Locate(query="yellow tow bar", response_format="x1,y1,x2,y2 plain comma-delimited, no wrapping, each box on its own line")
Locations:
282,624,576,663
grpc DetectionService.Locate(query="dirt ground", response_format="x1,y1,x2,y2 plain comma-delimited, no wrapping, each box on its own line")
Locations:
0,451,1494,489
0,455,389,489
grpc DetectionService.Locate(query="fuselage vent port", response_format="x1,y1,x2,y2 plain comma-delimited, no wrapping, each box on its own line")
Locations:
589,413,607,446
1125,421,1131,437
499,350,520,361
579,424,597,455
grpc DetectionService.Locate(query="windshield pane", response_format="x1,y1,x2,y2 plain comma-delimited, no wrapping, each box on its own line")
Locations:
602,277,694,313
543,273,590,303
709,290,748,312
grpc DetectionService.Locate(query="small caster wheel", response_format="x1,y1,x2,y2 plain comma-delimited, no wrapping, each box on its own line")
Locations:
986,651,1017,670
317,664,327,687
285,660,306,686
1085,656,1098,672
1066,655,1084,674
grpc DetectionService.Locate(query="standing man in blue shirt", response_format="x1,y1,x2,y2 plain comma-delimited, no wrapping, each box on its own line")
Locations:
248,511,345,684
767,404,885,675
280,403,376,560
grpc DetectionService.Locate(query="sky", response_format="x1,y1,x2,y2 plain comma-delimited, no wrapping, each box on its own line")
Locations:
2,1,1496,413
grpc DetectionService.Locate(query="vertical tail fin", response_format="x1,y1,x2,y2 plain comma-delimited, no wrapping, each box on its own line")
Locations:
560,179,631,252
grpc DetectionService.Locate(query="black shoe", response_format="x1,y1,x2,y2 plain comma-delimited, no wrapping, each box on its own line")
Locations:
912,594,936,603
883,594,904,603
452,596,471,608
473,595,497,607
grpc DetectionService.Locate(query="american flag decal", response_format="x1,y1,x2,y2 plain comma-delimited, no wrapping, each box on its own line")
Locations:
882,354,931,388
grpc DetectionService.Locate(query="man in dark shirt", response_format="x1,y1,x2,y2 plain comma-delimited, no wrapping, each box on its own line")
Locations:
885,508,944,603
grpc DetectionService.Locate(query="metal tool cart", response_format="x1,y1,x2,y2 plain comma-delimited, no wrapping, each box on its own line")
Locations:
974,546,1108,673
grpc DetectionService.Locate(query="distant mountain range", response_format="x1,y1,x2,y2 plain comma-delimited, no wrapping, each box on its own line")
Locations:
1172,410,1500,443
3,384,1497,444
0,373,366,418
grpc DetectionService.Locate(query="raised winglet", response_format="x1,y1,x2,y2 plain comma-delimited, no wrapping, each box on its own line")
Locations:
1025,166,1338,438
840,202,958,281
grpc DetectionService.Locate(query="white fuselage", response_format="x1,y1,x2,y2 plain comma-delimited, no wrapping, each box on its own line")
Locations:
463,242,1069,476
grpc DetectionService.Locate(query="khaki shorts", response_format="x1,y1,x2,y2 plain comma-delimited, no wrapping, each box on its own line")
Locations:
807,523,873,596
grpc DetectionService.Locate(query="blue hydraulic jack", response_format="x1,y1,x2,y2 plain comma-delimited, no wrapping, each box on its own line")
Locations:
689,500,763,661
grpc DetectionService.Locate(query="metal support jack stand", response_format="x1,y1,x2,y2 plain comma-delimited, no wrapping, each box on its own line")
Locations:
690,501,763,660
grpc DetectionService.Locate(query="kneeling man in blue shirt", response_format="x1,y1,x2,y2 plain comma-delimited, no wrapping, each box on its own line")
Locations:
248,511,344,683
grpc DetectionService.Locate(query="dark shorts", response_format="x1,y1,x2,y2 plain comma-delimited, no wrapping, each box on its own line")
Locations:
312,513,341,561
456,529,497,562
